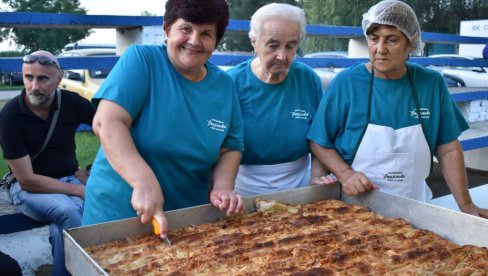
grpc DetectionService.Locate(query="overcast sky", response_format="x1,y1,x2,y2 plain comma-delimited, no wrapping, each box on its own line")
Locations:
81,0,165,16
0,0,167,51
77,0,166,45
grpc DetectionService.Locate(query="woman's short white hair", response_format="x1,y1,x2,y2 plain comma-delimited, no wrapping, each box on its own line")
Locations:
248,3,306,45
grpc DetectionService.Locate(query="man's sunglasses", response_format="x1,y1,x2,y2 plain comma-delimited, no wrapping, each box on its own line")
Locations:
23,54,60,69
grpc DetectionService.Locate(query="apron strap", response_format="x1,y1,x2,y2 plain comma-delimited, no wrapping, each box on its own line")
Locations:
349,65,375,165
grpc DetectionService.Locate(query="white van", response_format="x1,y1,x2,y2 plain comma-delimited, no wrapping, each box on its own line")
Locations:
63,43,115,52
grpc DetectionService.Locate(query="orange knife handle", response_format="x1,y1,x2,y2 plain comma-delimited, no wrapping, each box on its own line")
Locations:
151,218,160,235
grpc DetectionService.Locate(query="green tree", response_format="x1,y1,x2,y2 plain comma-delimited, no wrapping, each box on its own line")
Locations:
299,0,376,54
299,0,488,55
1,0,91,54
220,0,298,52
141,10,157,16
409,0,488,54
0,50,25,57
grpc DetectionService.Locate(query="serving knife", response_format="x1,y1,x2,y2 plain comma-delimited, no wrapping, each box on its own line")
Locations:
151,218,173,247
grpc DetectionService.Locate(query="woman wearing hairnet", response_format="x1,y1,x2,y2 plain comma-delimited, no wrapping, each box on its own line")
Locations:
308,0,488,218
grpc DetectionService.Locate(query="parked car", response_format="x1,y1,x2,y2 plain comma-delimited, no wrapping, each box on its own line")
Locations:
312,68,340,90
213,51,254,71
302,52,349,90
58,48,116,100
63,42,115,52
428,65,466,88
428,54,488,87
442,73,466,87
1,71,23,86
303,51,348,59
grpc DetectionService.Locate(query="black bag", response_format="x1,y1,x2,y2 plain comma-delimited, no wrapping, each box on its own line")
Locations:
1,171,15,204
0,171,15,190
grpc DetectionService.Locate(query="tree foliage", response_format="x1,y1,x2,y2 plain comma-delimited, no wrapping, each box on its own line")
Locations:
299,0,376,54
299,0,488,54
1,0,91,54
0,50,25,57
223,0,488,55
410,0,488,54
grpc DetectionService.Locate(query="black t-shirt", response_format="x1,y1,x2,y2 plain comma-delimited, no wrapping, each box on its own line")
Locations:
0,89,96,178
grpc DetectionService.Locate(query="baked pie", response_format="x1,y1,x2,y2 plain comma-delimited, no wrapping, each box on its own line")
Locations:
84,199,488,275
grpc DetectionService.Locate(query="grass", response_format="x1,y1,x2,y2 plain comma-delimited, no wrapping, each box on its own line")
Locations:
74,131,100,167
0,83,22,91
0,131,100,175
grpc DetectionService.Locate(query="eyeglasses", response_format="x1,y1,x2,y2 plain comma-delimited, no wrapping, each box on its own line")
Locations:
23,54,60,69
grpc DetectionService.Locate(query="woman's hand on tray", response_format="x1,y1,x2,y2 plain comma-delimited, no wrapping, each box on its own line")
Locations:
338,169,380,196
132,180,164,225
310,174,337,186
460,202,488,219
210,188,244,216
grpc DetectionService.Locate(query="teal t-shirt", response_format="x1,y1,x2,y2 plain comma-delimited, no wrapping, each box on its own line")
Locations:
227,59,323,165
307,62,468,165
82,44,244,225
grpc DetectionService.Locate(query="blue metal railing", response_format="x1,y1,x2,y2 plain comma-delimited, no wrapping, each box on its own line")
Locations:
1,12,488,151
1,12,488,73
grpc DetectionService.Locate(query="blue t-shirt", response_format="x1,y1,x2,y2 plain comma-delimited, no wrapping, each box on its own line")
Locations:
82,45,244,225
227,59,323,165
307,62,468,165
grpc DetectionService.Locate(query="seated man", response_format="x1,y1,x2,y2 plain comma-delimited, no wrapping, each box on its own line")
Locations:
0,51,95,275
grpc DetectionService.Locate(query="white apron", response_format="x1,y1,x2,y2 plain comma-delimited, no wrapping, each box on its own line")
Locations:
352,124,432,201
350,66,433,202
235,155,311,196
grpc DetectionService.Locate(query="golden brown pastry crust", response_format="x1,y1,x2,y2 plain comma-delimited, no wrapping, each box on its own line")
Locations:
84,199,488,275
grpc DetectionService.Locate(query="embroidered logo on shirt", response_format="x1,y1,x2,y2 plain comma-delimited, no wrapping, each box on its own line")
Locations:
410,108,431,119
207,119,227,132
383,171,407,182
290,109,309,120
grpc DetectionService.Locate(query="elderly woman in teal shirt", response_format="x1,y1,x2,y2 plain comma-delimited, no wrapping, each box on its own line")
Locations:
227,3,335,197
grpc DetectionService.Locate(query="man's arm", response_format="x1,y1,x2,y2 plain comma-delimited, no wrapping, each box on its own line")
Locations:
436,139,488,218
7,156,84,198
309,141,378,195
74,93,96,125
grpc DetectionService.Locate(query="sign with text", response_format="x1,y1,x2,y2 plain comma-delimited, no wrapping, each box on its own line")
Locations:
459,20,488,57
143,26,164,45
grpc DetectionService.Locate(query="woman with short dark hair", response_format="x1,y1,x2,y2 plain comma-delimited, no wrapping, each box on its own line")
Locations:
82,0,245,238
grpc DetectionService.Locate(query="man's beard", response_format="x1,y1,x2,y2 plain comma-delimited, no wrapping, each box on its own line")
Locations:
27,90,52,106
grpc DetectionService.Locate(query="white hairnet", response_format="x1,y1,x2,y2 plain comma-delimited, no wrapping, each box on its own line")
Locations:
362,0,423,55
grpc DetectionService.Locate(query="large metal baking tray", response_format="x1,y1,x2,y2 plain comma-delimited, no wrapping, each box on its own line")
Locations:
64,184,488,275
